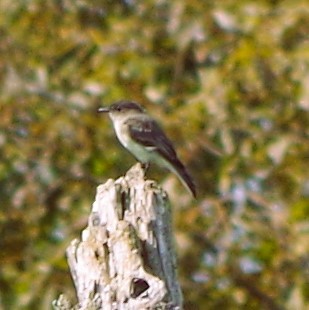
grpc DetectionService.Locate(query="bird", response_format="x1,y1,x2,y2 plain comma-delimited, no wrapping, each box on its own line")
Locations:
98,100,196,198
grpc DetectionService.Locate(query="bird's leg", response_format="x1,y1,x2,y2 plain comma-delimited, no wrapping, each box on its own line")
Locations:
141,162,150,173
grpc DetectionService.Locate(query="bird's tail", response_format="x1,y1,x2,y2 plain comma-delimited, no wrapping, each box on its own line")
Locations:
168,158,197,198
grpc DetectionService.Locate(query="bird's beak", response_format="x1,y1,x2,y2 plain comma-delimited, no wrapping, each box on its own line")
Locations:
97,107,110,113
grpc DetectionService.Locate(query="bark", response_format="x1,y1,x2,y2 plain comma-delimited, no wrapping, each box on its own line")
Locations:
53,163,183,310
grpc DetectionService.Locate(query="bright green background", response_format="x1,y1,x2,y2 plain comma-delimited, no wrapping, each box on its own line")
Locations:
0,1,308,309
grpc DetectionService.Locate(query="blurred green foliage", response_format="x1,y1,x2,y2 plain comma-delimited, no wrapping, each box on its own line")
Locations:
0,0,308,309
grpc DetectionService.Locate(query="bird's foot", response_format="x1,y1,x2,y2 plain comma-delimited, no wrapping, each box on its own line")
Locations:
141,162,150,173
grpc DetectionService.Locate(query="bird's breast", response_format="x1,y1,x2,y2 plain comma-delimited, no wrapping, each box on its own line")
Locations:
113,120,152,163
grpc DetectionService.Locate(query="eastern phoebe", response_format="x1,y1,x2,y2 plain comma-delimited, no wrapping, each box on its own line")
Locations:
98,100,196,198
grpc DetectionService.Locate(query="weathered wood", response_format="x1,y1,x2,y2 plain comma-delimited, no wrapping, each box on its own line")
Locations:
53,163,183,310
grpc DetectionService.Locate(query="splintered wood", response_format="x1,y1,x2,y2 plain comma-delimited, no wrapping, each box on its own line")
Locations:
53,163,183,310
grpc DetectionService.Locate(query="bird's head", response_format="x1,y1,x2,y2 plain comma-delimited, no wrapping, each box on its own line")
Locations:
98,100,145,120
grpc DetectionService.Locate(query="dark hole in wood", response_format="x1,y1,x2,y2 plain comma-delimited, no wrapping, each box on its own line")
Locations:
130,277,150,298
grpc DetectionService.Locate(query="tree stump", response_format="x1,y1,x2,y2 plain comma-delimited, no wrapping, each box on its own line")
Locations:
53,163,183,310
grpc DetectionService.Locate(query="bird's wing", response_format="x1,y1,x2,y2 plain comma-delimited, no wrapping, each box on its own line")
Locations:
126,117,178,162
126,116,197,198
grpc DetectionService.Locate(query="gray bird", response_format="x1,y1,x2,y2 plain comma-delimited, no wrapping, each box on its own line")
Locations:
98,100,196,197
